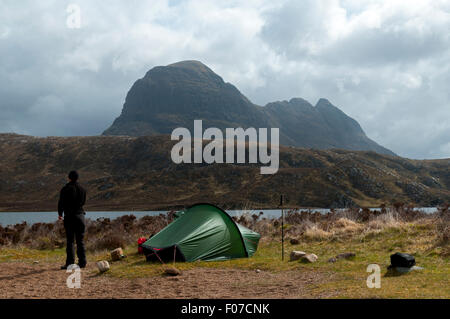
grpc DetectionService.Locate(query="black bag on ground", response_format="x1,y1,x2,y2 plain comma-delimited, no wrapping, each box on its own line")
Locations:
390,252,415,268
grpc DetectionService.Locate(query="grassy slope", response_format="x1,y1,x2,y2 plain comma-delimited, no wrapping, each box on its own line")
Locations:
2,222,448,298
0,134,449,211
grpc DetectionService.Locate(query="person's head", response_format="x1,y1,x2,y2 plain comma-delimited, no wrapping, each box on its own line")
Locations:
68,170,79,182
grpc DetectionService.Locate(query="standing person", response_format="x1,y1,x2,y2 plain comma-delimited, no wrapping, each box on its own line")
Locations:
58,170,87,269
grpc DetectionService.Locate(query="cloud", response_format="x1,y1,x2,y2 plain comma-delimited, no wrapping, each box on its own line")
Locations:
257,0,450,159
0,0,449,159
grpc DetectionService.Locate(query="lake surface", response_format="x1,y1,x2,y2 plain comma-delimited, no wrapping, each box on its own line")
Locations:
0,207,439,226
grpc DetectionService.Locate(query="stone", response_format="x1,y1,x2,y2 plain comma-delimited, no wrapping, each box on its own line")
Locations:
111,247,124,261
96,260,110,273
328,257,337,263
255,269,261,273
164,267,181,276
301,253,318,263
290,251,307,261
389,265,424,274
336,252,356,260
289,238,300,245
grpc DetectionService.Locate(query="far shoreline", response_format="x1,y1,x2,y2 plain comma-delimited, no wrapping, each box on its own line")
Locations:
0,206,440,213
0,204,323,213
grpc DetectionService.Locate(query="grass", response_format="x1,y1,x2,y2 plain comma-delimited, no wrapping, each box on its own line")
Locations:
2,219,448,298
0,247,66,263
1,206,449,298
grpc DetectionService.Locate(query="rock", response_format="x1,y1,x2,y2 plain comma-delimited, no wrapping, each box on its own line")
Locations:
164,267,181,276
388,265,423,274
290,251,307,261
328,257,337,263
96,260,110,273
393,267,412,274
336,252,356,260
111,247,124,261
33,261,39,264
412,266,424,271
255,269,261,273
289,238,300,245
301,253,318,263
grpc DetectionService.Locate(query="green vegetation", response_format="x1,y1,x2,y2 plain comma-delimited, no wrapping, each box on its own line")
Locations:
2,213,448,298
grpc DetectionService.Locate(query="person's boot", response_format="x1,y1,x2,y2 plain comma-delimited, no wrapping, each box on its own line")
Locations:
61,263,77,270
77,262,86,269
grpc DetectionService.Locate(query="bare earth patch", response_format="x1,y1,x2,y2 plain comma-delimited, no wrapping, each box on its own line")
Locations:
0,261,336,299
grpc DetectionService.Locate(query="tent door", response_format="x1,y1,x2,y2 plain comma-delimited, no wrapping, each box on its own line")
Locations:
144,245,186,263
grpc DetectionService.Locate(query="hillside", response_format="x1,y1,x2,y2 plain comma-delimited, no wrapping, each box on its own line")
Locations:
0,133,448,211
103,60,394,155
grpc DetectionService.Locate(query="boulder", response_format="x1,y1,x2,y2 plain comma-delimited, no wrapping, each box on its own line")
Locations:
399,265,423,273
96,260,110,273
290,251,306,261
387,265,423,275
111,248,124,261
164,267,181,276
301,253,318,263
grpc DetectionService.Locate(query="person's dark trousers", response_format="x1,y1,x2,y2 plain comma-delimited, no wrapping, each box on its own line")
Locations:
64,214,86,266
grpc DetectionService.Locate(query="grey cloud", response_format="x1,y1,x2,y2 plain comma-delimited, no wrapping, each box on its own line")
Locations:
0,0,449,159
321,23,450,68
254,0,450,159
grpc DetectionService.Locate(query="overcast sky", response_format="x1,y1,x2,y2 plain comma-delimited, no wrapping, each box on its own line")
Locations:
0,0,449,159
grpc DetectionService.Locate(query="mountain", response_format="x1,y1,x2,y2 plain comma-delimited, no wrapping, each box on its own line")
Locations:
103,60,395,155
1,134,448,211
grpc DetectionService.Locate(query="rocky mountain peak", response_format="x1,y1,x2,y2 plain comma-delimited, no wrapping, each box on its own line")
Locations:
103,61,395,156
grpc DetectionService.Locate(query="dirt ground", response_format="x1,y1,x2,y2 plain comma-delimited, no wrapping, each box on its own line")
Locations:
0,261,336,299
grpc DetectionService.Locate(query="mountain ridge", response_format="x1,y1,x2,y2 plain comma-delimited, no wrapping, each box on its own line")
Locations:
103,60,395,156
0,133,448,211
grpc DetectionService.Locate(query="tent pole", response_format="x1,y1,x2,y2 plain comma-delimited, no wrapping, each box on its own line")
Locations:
280,195,284,261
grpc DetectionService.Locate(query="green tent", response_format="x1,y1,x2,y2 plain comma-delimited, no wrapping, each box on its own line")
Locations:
142,203,261,262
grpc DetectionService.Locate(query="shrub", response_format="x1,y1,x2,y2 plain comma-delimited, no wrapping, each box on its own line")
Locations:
303,225,332,241
0,206,443,250
87,233,128,251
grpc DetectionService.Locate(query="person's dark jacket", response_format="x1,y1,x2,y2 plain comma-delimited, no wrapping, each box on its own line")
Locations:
58,181,86,217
